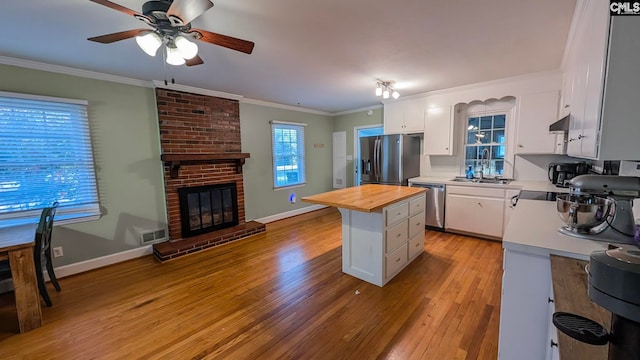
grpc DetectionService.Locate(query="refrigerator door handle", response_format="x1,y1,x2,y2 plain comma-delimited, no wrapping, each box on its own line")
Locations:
374,138,380,180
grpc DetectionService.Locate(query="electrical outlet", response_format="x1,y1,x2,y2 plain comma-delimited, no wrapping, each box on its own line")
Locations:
52,246,64,258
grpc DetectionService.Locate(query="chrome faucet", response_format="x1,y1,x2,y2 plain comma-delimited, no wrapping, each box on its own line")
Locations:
479,148,490,179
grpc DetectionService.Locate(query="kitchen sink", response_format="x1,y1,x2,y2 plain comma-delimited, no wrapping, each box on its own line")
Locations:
450,177,513,185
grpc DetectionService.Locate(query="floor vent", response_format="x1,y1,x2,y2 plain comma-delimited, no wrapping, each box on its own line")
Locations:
139,229,168,244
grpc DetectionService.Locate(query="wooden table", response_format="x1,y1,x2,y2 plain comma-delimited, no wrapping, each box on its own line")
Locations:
0,224,42,333
550,255,610,359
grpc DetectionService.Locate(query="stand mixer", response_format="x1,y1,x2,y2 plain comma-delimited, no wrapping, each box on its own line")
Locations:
556,175,640,244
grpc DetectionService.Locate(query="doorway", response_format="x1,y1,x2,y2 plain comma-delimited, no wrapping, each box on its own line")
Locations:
354,125,383,186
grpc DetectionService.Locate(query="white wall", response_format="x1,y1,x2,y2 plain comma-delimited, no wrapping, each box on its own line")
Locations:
412,70,566,180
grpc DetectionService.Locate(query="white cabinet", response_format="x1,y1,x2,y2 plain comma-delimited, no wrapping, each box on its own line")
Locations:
498,249,553,360
384,98,425,134
545,282,560,360
515,91,560,154
564,0,608,158
445,186,505,239
424,106,454,155
562,0,640,160
340,194,425,286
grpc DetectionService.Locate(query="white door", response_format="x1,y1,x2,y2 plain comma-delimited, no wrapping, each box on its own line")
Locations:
333,131,347,189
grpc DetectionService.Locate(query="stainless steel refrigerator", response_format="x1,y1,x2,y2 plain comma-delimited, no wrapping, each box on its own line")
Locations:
359,134,420,185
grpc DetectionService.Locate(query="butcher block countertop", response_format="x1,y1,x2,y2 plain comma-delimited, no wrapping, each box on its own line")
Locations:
550,255,611,359
301,184,426,212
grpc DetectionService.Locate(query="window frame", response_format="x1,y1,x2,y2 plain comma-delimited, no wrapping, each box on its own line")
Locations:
0,91,100,227
270,120,307,189
459,99,515,179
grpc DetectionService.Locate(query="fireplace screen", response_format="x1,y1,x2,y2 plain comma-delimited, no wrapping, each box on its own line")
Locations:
177,183,238,238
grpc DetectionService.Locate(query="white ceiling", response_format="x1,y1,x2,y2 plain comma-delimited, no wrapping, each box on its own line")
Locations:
2,0,576,113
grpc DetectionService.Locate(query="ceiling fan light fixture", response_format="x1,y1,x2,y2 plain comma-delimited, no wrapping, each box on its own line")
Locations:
175,36,198,60
392,90,400,99
382,89,390,99
166,45,186,66
375,84,382,97
135,32,162,57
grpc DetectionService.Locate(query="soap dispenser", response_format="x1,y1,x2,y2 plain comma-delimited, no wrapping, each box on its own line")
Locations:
466,165,475,179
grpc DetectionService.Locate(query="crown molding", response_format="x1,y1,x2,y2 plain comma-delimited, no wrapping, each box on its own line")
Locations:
0,55,155,88
240,98,333,116
151,80,244,100
0,55,364,116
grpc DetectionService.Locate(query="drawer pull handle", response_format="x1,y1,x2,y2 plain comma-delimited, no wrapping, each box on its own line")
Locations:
396,257,401,262
415,243,420,247
396,233,401,238
548,297,554,303
477,202,483,208
550,340,558,348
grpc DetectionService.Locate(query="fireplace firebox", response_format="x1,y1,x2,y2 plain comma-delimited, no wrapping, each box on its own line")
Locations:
177,183,239,238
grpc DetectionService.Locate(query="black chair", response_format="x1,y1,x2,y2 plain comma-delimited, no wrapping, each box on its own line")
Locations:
0,202,61,307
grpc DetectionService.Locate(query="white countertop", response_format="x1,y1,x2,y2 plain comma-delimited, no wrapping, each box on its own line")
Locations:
503,199,611,259
408,176,568,192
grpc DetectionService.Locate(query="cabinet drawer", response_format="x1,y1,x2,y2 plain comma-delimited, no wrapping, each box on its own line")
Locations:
408,233,423,260
385,243,408,278
385,221,408,253
446,185,505,198
409,195,425,216
408,213,424,239
385,202,409,227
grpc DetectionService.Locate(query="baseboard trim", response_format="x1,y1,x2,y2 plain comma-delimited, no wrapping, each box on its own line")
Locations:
0,245,153,294
1,207,327,294
253,204,328,224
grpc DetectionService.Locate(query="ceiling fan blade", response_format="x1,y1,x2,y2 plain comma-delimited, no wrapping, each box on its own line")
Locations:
89,0,150,20
189,29,255,54
186,55,204,66
167,0,213,26
88,29,149,44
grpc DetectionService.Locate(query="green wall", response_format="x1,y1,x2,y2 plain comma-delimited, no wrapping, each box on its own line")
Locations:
0,62,375,267
0,64,166,266
240,103,334,220
331,109,383,187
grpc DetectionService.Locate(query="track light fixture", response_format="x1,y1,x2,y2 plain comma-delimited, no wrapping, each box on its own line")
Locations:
375,81,400,100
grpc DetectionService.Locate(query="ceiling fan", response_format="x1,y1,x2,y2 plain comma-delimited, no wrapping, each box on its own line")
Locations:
87,0,254,66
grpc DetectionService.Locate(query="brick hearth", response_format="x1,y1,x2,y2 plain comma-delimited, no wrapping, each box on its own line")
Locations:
152,88,264,261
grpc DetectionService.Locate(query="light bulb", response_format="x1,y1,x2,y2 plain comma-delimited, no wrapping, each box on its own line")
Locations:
175,35,198,60
382,89,390,99
375,85,382,96
135,32,162,56
166,46,186,66
392,90,400,99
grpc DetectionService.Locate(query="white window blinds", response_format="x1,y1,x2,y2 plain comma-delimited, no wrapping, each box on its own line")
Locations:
270,121,306,188
0,91,100,225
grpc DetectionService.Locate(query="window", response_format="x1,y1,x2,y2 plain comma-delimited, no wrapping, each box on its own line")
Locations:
271,121,306,188
0,91,100,226
464,113,506,176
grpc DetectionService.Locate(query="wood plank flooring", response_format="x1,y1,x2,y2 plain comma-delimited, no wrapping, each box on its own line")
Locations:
0,208,503,359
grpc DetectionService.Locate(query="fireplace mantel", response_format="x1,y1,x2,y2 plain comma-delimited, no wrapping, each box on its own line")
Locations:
161,153,251,178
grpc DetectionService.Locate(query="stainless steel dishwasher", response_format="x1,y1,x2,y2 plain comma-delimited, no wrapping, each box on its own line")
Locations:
409,183,445,231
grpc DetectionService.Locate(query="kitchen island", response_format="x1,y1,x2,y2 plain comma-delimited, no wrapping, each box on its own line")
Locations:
302,184,426,286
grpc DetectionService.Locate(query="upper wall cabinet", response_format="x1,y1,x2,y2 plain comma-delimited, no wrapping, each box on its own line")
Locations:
424,106,454,155
562,0,640,160
514,91,560,154
384,98,425,134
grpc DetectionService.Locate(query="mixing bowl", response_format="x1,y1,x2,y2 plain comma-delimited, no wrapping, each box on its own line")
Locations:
556,194,613,232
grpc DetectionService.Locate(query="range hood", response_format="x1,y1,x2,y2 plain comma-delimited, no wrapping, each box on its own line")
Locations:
549,114,570,132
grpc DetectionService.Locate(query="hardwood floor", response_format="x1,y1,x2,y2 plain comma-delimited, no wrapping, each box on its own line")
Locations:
0,208,503,359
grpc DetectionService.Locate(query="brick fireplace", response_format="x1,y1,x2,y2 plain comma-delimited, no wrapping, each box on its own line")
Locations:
152,88,265,262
